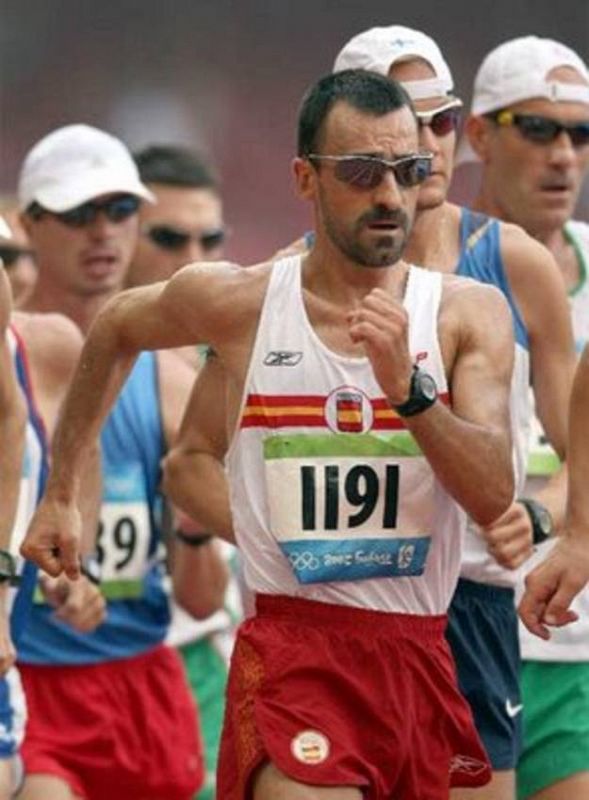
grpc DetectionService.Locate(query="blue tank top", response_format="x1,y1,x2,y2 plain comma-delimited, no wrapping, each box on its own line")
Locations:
456,208,528,350
8,327,47,646
18,352,170,665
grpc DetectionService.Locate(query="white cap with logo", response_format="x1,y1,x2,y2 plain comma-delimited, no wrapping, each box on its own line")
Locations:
18,124,155,212
333,25,454,101
470,35,589,116
456,36,589,165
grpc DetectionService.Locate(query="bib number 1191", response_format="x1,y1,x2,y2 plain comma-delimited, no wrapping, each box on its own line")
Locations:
300,464,399,531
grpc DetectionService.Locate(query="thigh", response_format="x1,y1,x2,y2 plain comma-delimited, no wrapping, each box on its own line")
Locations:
17,774,84,800
253,762,362,800
529,772,589,800
451,769,515,800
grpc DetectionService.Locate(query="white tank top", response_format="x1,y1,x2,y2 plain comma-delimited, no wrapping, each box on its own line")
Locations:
226,255,465,615
6,327,45,613
519,219,589,661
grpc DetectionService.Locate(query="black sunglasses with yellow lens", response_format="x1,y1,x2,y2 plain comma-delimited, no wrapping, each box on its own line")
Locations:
144,225,227,253
488,110,589,147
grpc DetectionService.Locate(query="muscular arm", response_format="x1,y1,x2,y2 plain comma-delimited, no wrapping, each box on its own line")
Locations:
0,270,26,553
21,262,261,577
352,277,514,526
520,345,589,637
482,227,576,568
0,270,26,673
158,349,229,619
162,352,235,543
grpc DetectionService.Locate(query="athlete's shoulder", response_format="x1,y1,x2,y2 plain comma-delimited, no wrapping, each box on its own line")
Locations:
12,310,83,380
440,271,511,322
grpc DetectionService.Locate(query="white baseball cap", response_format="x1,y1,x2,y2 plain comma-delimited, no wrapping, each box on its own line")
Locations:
333,25,454,101
470,35,589,115
18,124,155,212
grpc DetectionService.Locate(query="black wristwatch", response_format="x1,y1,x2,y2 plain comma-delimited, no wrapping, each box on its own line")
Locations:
519,498,554,545
393,366,438,417
0,550,20,587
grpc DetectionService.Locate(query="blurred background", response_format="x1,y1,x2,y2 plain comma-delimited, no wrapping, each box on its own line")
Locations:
2,0,588,262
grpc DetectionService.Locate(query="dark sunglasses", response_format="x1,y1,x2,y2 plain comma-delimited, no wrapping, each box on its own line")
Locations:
144,225,226,252
488,110,589,147
0,245,35,268
28,194,141,228
416,99,463,137
307,152,433,189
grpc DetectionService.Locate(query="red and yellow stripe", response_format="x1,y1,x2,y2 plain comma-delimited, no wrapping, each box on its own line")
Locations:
241,392,450,430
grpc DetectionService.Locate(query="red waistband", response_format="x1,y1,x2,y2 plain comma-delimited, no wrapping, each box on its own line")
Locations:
254,593,447,640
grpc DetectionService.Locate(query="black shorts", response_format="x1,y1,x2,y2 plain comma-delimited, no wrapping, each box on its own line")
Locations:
446,578,522,770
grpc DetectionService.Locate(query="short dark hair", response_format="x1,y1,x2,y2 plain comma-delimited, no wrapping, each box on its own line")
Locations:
297,69,415,156
133,145,219,190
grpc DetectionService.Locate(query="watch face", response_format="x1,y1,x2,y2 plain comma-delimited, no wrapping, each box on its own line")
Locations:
537,509,552,536
417,372,438,402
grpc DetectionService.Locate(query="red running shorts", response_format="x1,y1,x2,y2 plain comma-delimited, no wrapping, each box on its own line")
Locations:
19,644,204,800
218,594,491,800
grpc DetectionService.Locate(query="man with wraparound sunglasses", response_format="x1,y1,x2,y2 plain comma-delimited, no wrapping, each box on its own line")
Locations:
127,145,226,289
13,124,226,800
457,36,589,800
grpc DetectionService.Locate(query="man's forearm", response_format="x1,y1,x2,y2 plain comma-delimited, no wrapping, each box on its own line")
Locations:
0,394,26,551
564,349,589,539
163,451,235,543
406,402,513,526
46,312,138,501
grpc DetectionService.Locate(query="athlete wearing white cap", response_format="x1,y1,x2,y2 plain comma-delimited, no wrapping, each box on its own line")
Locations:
460,36,589,800
335,25,578,800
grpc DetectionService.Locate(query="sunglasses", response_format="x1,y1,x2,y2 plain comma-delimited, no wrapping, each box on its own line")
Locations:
144,225,227,252
28,194,141,228
489,110,589,147
307,152,433,189
0,245,35,268
416,99,463,137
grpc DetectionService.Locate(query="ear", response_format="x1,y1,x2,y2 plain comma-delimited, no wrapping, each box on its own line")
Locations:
292,157,316,200
465,114,493,163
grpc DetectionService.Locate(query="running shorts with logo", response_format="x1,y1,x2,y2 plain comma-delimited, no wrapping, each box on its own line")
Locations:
449,208,530,769
19,644,202,800
446,579,522,770
218,594,491,800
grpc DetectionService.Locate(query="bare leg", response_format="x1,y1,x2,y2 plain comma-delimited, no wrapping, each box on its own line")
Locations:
0,760,13,800
16,774,84,800
451,770,515,800
253,761,363,800
527,772,589,800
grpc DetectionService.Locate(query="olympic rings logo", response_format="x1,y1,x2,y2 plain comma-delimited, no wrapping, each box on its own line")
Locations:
288,552,321,571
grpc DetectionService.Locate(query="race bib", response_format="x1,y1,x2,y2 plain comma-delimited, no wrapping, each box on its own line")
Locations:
264,433,431,584
97,463,152,599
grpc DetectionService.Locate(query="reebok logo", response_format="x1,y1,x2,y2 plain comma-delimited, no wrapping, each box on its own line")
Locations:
264,351,303,366
505,699,523,718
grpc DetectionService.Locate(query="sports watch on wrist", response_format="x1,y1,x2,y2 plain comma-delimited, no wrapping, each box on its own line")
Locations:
518,497,554,545
0,550,20,587
393,366,438,417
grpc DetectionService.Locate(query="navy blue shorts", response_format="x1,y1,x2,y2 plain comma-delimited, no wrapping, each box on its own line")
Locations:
446,578,522,770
